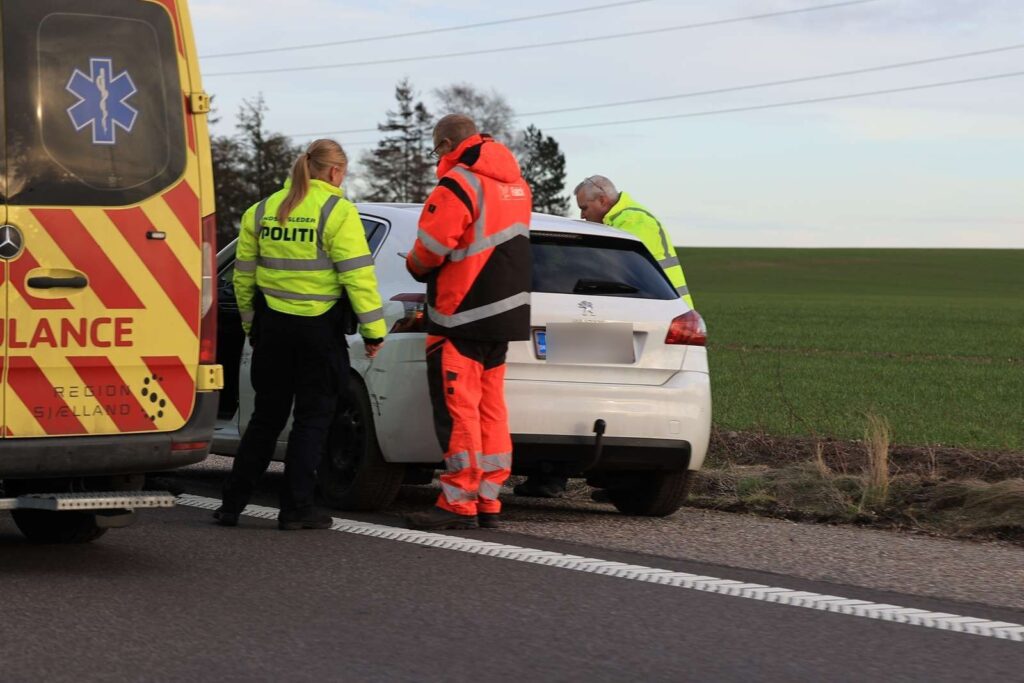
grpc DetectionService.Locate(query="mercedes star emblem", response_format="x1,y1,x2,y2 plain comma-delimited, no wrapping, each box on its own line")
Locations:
0,225,24,260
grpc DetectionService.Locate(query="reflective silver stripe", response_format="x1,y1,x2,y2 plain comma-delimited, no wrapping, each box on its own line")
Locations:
450,166,486,243
479,480,502,500
445,451,472,473
479,452,512,472
676,285,690,297
449,223,529,262
260,286,339,302
258,256,333,271
240,310,255,323
657,228,672,261
334,254,375,273
608,205,671,259
356,307,385,324
253,199,269,239
441,482,477,503
234,259,257,272
427,292,530,329
417,229,452,258
659,256,680,269
317,195,341,254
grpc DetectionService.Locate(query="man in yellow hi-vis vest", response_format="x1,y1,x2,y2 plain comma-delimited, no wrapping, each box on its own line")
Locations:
575,175,694,308
216,139,387,530
515,175,695,500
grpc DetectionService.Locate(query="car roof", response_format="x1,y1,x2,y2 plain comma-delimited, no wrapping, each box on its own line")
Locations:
355,202,642,242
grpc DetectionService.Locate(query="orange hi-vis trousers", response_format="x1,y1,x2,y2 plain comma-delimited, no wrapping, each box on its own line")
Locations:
426,335,513,516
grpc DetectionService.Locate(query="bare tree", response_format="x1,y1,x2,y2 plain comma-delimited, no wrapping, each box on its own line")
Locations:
432,83,516,144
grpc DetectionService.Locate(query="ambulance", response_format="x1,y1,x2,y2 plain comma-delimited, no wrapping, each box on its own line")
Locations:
0,0,221,542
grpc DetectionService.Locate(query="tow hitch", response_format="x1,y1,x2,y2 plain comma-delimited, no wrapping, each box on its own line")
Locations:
581,419,607,473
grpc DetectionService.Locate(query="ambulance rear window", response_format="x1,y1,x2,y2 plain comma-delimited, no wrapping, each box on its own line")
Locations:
2,0,187,206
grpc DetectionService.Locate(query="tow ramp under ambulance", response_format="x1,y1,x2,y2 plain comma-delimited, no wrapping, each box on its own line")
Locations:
0,0,221,539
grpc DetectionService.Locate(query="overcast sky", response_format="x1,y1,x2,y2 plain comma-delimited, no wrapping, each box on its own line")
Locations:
192,0,1024,248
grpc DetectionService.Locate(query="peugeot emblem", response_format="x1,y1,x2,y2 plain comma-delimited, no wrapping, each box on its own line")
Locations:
578,300,595,317
0,225,24,260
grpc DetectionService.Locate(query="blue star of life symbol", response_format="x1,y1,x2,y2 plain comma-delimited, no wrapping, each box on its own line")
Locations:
66,58,138,145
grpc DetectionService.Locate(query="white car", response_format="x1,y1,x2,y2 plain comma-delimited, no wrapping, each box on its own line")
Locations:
213,203,711,516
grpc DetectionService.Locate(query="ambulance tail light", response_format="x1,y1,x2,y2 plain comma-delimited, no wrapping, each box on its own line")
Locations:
390,293,426,334
665,310,707,346
200,213,218,364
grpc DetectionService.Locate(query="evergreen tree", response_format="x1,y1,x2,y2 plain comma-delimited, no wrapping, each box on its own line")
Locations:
360,79,435,203
211,95,300,246
517,125,569,216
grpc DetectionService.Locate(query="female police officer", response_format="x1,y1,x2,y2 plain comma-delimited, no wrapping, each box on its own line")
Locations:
215,139,387,530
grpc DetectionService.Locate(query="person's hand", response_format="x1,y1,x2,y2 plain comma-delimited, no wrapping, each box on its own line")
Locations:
363,338,384,359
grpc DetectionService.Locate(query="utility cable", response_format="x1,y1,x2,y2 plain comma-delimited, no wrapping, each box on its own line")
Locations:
519,43,1024,117
540,70,1024,131
202,0,657,59
284,44,1023,138
206,0,882,77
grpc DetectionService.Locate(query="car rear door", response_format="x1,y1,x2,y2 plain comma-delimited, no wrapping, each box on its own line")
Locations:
1,0,202,439
507,230,688,385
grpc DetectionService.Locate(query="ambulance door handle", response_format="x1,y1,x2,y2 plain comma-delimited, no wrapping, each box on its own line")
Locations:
27,276,88,289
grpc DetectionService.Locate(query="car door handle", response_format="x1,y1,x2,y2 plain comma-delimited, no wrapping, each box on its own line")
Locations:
27,276,88,289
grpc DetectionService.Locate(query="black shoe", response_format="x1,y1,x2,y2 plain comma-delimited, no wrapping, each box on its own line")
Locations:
213,508,239,527
478,512,501,529
278,512,333,531
590,489,612,504
514,476,567,499
405,507,479,530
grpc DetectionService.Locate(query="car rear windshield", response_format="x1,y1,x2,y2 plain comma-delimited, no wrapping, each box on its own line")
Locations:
1,0,187,206
531,231,677,300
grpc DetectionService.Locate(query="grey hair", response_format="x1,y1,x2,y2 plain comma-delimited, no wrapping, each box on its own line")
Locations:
573,175,617,200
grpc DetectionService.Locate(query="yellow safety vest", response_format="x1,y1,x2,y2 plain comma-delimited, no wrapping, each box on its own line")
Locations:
233,179,388,339
603,192,694,308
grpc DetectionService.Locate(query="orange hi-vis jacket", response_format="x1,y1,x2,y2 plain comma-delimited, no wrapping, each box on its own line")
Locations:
407,134,532,342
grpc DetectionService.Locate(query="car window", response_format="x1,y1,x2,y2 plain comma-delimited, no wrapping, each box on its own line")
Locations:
531,232,677,300
3,0,186,206
361,217,388,255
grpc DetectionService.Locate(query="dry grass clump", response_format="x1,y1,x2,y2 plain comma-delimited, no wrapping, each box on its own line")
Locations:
860,413,891,511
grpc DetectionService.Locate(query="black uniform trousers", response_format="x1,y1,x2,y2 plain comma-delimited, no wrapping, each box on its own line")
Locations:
222,306,348,520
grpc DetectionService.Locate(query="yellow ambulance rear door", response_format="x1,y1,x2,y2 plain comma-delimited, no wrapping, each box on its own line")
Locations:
2,0,203,439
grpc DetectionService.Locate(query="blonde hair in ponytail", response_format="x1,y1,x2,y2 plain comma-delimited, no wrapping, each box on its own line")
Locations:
276,138,348,224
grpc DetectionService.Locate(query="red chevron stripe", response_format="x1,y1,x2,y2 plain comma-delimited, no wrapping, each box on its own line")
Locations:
10,249,72,310
106,207,199,335
142,356,195,420
67,357,157,433
184,98,197,154
32,209,144,310
162,181,200,247
7,357,87,435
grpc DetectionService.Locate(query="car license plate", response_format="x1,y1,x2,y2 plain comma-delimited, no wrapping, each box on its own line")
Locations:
543,322,635,365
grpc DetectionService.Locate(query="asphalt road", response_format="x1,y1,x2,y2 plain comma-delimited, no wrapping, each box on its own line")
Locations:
1,459,1023,682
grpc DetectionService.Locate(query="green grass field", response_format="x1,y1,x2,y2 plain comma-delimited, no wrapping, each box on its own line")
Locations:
681,248,1024,451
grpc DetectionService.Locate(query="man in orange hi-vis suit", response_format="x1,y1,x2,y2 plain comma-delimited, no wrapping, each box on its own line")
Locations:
404,114,532,530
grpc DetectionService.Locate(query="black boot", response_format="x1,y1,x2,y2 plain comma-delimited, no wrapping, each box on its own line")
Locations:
405,507,479,530
213,507,240,527
278,510,333,531
478,512,501,529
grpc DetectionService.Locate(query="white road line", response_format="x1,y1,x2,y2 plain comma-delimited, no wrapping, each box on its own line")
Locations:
177,494,1024,643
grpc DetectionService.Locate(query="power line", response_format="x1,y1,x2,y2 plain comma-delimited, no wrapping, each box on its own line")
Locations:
201,0,656,59
292,71,1024,143
541,70,1024,131
284,43,1024,139
206,0,881,78
519,43,1024,117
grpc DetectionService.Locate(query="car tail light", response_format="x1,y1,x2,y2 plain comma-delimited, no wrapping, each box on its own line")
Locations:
665,310,707,346
390,293,426,333
200,213,218,364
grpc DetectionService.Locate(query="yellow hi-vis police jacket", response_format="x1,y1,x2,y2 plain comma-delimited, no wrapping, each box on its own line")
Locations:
233,179,388,340
603,192,694,308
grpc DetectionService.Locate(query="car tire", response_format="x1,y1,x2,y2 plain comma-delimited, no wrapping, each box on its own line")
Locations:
608,469,694,517
318,375,405,511
11,510,106,544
